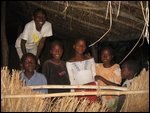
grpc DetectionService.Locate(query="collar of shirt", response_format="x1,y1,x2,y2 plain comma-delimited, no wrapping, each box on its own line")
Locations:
21,70,37,81
122,79,133,87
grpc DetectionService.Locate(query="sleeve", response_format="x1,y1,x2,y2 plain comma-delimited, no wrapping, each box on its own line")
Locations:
42,61,54,84
41,74,47,85
21,23,30,41
42,61,49,78
42,22,53,37
66,62,76,85
95,64,99,75
40,74,48,93
91,58,96,79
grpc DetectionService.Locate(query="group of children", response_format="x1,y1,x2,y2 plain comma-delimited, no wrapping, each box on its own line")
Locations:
20,37,141,111
13,7,142,111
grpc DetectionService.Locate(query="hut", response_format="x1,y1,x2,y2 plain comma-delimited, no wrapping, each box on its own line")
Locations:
1,1,149,112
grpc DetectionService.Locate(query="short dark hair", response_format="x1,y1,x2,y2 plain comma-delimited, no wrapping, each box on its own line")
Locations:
101,45,114,56
50,40,63,50
74,38,87,45
33,8,47,18
122,59,141,75
21,53,37,65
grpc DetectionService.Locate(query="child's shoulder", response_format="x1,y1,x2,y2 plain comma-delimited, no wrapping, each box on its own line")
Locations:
113,63,120,68
68,56,93,62
68,57,76,62
26,20,34,26
43,59,52,64
111,64,121,71
43,59,61,66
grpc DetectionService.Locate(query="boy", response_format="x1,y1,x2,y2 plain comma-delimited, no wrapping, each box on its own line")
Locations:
20,53,48,93
15,8,53,62
116,59,141,111
42,40,70,93
121,59,141,87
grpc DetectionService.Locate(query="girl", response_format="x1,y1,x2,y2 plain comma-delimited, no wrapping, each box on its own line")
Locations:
42,40,70,93
66,38,96,85
66,38,97,102
95,46,121,111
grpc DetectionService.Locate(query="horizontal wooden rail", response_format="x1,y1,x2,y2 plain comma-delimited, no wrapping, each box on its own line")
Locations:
1,90,148,99
26,85,128,91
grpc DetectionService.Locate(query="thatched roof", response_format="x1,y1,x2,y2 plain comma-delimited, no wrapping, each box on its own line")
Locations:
6,1,148,43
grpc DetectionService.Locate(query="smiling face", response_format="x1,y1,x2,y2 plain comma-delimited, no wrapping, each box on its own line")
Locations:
73,39,86,55
50,43,63,60
101,48,113,65
33,11,46,30
22,55,37,73
121,63,131,79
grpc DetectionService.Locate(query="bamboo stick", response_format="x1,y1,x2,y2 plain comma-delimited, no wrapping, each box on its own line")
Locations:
26,85,128,91
2,90,148,99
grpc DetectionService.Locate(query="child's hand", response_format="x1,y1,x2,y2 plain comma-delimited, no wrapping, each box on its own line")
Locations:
95,75,103,81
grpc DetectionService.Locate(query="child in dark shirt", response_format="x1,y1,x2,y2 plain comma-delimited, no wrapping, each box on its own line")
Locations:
42,40,70,93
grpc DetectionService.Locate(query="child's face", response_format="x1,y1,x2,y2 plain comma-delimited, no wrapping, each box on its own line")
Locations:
50,44,63,60
23,56,36,73
101,49,113,64
73,40,86,55
121,63,132,79
34,11,46,28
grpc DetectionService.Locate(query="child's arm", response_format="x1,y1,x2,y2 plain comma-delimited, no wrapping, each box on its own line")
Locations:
95,75,120,86
20,23,30,55
36,37,47,59
21,39,27,55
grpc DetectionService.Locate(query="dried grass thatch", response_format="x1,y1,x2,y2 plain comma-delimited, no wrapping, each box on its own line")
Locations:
46,96,108,112
1,67,108,112
1,67,46,112
1,67,149,112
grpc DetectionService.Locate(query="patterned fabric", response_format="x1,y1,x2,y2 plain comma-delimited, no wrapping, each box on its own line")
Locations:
96,63,121,111
66,58,96,85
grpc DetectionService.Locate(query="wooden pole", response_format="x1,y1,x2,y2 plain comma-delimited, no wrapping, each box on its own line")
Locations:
2,90,148,99
1,1,9,66
26,85,128,91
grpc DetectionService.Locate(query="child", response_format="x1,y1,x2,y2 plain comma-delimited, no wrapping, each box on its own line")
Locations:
116,59,141,111
42,40,70,93
15,8,53,62
20,53,48,93
66,38,96,85
121,59,141,86
95,46,121,111
66,38,97,102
